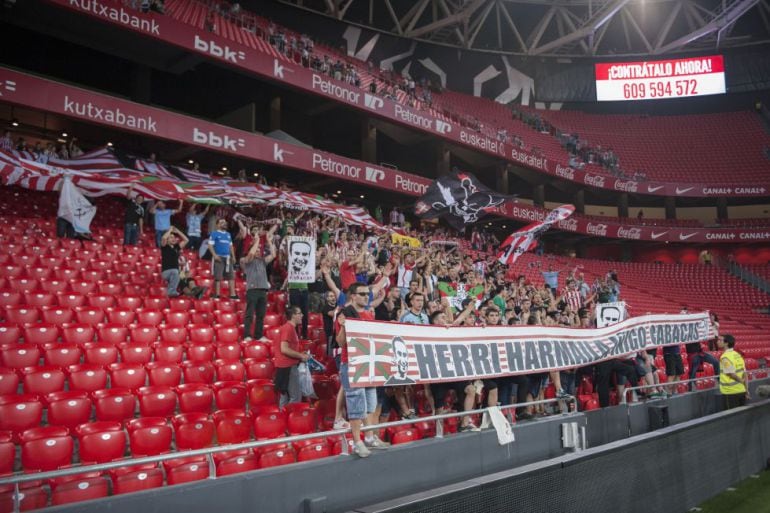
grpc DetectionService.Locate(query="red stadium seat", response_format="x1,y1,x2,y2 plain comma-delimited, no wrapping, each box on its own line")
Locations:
193,299,215,313
118,344,153,365
164,310,190,327
213,409,253,444
46,391,92,430
297,442,331,462
214,311,239,326
0,486,48,512
245,359,274,380
105,308,136,327
41,306,74,325
51,476,109,505
4,306,40,325
0,265,23,279
176,383,214,413
172,413,214,450
215,325,240,343
263,314,282,328
254,411,287,440
391,428,422,445
130,325,159,345
40,279,69,293
182,360,215,384
0,366,20,394
185,343,215,362
127,419,172,457
188,324,215,344
109,362,147,390
23,323,60,348
8,278,39,293
137,386,177,417
166,460,209,485
1,345,40,370
146,362,182,387
61,324,95,345
0,395,43,437
67,364,108,393
258,447,295,468
116,296,143,310
69,281,97,295
0,322,22,346
136,309,163,326
92,388,136,422
154,343,184,363
97,281,124,296
213,381,247,410
143,297,168,310
76,421,126,463
83,343,119,366
0,289,21,309
216,453,259,476
21,426,73,471
112,468,164,494
168,297,192,312
247,379,278,408
215,360,246,382
74,307,105,326
243,340,270,360
22,366,66,396
0,431,15,474
215,343,242,361
57,292,86,308
24,291,56,308
160,327,187,345
86,294,115,309
287,407,317,435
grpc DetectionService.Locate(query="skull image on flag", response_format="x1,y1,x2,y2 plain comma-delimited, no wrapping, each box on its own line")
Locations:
414,170,514,230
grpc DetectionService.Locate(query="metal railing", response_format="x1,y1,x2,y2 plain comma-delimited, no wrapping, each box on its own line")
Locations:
0,396,577,512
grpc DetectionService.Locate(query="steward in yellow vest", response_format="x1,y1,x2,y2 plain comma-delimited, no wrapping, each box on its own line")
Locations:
718,334,749,410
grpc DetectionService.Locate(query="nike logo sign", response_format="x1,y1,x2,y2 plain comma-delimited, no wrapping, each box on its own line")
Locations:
679,233,697,240
675,187,694,195
651,231,668,239
647,185,664,193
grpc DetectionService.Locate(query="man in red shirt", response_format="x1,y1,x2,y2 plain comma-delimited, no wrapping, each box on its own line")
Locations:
274,306,309,408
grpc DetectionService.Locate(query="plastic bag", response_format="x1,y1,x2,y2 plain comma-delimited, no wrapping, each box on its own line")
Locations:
298,362,316,399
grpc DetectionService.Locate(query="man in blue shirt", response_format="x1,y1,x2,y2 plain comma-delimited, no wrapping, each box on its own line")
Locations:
150,199,183,247
208,218,238,299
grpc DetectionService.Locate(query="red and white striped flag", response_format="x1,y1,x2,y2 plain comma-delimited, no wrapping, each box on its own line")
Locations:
497,204,575,266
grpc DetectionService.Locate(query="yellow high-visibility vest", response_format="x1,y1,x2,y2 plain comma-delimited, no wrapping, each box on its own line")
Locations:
719,349,746,395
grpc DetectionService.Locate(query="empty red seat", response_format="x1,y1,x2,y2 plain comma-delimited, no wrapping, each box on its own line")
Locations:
8,278,39,293
23,323,60,348
297,442,331,462
213,409,253,444
193,299,215,313
1,345,40,370
40,279,69,293
0,486,48,511
0,265,23,279
83,343,118,366
67,364,108,392
166,460,209,485
86,294,115,309
130,325,159,345
118,344,153,365
40,306,75,326
177,383,213,413
46,391,92,430
258,447,295,468
105,308,136,327
160,327,187,345
142,297,168,310
0,395,43,437
0,289,21,308
4,305,40,325
245,359,274,380
188,324,214,344
76,421,126,463
215,360,246,382
154,343,184,363
243,340,270,360
74,307,105,326
116,296,143,310
263,314,282,328
0,366,20,394
168,297,192,312
136,309,163,326
127,418,172,457
216,453,259,476
23,292,55,308
146,362,182,387
248,379,278,408
215,312,239,327
182,360,215,384
21,426,73,471
287,407,317,435
172,413,214,450
215,343,242,361
97,281,123,296
93,388,136,422
215,325,239,343
69,281,97,295
137,386,177,417
22,366,66,396
164,311,190,327
185,343,215,362
112,468,164,494
254,411,287,440
61,324,95,345
57,292,86,308
108,362,147,390
0,322,21,346
391,428,422,445
51,476,108,505
213,381,247,410
0,431,15,474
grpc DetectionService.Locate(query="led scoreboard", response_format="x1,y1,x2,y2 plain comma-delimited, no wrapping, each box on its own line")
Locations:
595,55,726,101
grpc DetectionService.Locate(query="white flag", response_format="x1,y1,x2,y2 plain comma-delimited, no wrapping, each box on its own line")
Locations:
58,176,96,234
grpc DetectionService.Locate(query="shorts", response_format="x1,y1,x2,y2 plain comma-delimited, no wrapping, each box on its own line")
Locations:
274,366,294,393
664,353,684,377
212,257,233,280
339,362,376,420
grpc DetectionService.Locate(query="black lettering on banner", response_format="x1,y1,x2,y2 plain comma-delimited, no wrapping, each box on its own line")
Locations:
672,325,680,344
450,344,473,377
434,344,455,379
608,335,621,356
525,342,541,371
415,344,437,379
505,342,525,372
538,341,556,369
470,343,493,375
649,325,657,346
637,328,647,348
627,329,640,351
575,341,595,362
567,341,585,365
594,339,611,357
489,343,502,374
664,324,672,344
554,341,574,367
688,324,697,341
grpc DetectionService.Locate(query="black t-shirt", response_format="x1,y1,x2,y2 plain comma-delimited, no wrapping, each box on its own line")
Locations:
125,200,144,224
161,243,180,271
321,302,336,337
375,297,401,321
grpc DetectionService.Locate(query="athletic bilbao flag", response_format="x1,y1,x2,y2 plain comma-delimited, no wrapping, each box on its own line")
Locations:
498,204,575,266
58,176,97,234
414,170,514,230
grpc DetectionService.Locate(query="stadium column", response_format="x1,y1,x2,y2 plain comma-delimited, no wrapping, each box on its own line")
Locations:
573,190,585,214
360,119,377,164
496,164,510,194
716,197,728,221
269,96,281,132
533,184,545,207
618,193,629,218
665,197,676,220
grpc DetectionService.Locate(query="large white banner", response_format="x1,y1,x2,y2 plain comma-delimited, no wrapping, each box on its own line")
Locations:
58,176,96,234
286,236,316,283
345,312,711,387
